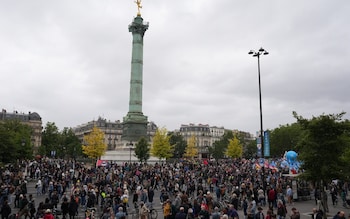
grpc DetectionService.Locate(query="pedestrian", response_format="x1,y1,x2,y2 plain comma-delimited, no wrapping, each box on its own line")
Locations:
227,204,239,219
68,196,78,219
61,198,69,219
276,200,287,219
27,194,36,219
286,186,293,206
140,202,149,219
163,199,172,219
333,211,345,219
289,208,300,219
198,205,210,219
1,200,12,219
211,207,221,219
17,194,29,219
174,207,186,219
186,208,194,219
36,179,42,196
311,208,323,219
254,207,264,219
115,207,126,219
268,188,276,209
43,209,54,219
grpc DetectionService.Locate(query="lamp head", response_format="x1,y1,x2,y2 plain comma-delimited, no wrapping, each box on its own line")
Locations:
263,51,269,55
248,50,254,55
259,47,265,52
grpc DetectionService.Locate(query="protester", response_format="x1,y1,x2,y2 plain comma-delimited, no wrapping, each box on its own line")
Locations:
0,200,12,219
290,208,300,219
333,211,346,219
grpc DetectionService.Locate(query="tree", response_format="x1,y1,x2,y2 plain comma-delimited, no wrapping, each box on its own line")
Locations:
243,139,257,158
184,135,198,159
0,120,32,163
41,122,60,157
269,123,302,157
168,132,187,158
211,130,234,160
294,112,350,217
135,137,150,162
61,127,82,159
151,127,173,160
225,136,243,159
82,126,107,160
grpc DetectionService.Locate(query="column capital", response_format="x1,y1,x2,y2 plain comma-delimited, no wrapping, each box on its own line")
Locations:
129,16,149,37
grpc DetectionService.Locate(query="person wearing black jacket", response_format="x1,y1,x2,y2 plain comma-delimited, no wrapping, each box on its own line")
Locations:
1,200,12,219
68,196,78,219
61,198,69,219
18,195,29,219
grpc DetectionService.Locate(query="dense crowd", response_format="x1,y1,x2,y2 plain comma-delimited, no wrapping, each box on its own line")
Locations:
0,158,349,219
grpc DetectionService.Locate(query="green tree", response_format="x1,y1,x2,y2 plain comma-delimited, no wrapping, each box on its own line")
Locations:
135,137,150,162
82,126,107,159
41,122,60,157
184,135,198,159
294,112,350,216
61,127,82,159
269,123,302,157
168,132,187,158
211,130,234,160
0,120,32,163
243,139,257,158
151,127,173,160
225,136,243,158
294,112,349,181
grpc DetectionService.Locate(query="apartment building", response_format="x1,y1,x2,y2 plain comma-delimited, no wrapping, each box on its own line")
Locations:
0,109,42,153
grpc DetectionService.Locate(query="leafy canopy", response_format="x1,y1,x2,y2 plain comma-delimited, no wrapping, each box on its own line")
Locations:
225,136,243,158
0,120,32,163
151,127,173,160
184,135,198,159
211,130,234,160
82,126,107,159
168,132,187,158
135,137,150,163
294,111,350,183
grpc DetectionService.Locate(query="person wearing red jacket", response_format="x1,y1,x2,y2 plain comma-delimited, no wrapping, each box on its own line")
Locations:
43,209,54,219
268,187,276,209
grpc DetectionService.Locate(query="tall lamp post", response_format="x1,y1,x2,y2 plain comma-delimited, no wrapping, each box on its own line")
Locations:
128,141,133,163
248,47,269,158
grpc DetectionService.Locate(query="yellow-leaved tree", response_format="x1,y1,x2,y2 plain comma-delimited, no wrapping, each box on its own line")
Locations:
151,127,173,160
184,135,198,159
82,126,107,160
225,136,243,159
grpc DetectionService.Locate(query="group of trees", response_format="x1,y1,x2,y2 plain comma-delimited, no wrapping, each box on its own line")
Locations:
0,120,33,164
40,122,82,159
125,128,245,161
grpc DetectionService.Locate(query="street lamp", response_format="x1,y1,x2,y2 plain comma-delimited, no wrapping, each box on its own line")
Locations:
248,47,269,158
128,141,133,163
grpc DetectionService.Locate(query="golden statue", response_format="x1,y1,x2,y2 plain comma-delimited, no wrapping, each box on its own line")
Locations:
135,0,142,16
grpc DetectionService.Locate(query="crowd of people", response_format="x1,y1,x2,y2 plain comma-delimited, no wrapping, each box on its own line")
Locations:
0,158,349,219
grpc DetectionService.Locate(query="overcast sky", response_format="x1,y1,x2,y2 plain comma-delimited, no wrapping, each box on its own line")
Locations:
1,0,349,134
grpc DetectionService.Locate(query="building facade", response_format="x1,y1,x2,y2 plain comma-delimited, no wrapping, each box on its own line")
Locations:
73,117,157,150
178,123,225,159
0,109,42,153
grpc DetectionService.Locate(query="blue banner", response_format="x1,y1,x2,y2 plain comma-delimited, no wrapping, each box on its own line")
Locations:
256,132,262,157
264,130,270,157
